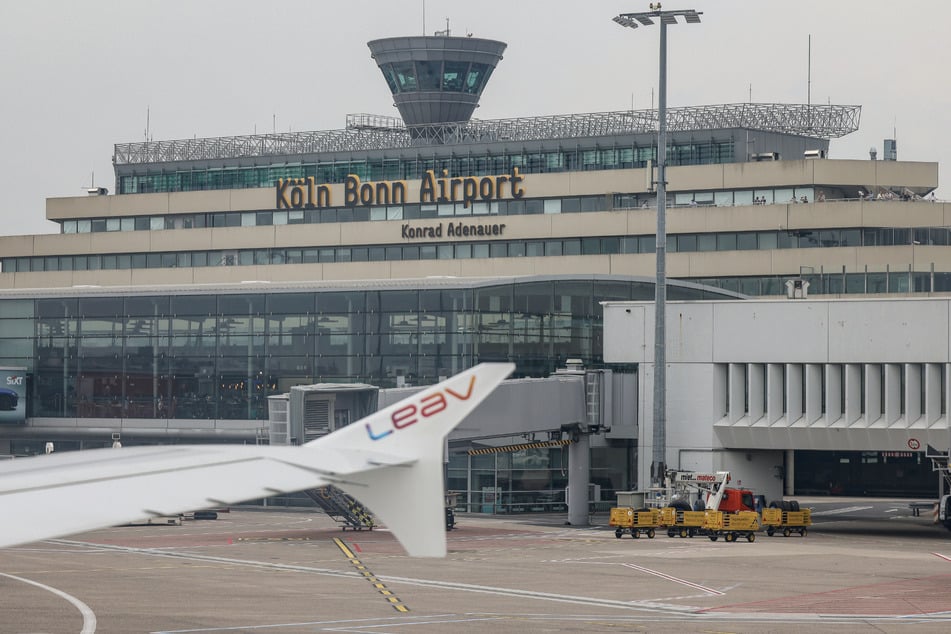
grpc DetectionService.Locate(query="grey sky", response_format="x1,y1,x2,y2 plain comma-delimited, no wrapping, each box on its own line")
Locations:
1,0,948,237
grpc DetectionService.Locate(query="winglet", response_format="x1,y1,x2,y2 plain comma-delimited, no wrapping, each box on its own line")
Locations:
311,362,514,557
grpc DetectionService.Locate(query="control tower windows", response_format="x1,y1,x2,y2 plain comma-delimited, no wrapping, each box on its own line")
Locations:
464,63,490,94
391,62,417,92
380,65,398,94
416,60,441,90
442,61,468,91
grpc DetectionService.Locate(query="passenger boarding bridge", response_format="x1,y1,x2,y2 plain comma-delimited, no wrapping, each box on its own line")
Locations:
268,361,637,525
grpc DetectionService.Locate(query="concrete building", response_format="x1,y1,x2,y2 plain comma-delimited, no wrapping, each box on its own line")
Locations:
0,32,946,504
604,297,951,500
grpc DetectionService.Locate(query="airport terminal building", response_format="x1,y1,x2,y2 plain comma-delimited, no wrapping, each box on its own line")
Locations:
0,34,947,503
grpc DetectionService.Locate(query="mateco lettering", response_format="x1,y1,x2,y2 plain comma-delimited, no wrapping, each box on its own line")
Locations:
675,472,718,482
365,375,476,441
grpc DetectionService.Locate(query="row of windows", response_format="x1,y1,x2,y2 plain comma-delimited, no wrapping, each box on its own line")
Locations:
378,60,492,95
689,270,951,296
116,141,736,194
447,444,631,514
61,195,610,234
5,279,719,323
0,281,673,418
62,184,829,236
10,227,951,278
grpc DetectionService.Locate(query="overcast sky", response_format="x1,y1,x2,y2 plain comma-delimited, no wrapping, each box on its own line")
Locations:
1,0,948,236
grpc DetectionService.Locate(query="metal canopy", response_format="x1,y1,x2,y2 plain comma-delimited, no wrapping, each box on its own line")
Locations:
114,103,862,166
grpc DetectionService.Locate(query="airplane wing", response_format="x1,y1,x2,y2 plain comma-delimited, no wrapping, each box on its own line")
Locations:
0,362,515,557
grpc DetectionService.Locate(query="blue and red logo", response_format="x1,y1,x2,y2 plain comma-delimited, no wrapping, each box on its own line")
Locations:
366,375,476,441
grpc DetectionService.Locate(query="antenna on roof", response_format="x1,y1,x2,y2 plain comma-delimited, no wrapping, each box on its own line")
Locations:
434,17,450,37
145,106,151,143
806,34,814,132
807,34,811,108
84,171,108,196
421,0,425,35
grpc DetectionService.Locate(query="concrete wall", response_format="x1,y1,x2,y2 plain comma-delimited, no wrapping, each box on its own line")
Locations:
604,297,951,485
605,298,951,365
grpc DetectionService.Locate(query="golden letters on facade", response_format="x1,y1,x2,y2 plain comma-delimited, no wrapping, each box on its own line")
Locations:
276,168,525,210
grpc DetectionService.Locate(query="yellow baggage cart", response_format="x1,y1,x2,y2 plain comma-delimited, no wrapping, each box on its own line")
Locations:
761,508,811,537
660,507,706,538
609,507,661,539
703,510,760,542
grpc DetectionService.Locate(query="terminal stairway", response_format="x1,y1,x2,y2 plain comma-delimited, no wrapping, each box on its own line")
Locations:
304,485,376,530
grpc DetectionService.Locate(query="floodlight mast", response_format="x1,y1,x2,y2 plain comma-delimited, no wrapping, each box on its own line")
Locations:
614,5,702,491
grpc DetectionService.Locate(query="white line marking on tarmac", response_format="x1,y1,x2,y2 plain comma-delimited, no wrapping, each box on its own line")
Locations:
154,610,951,632
932,552,951,562
154,614,503,633
0,571,97,633
56,538,951,627
621,563,724,596
811,505,873,516
53,539,702,616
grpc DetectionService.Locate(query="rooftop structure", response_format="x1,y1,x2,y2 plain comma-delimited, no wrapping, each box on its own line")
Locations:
113,103,861,166
0,28,945,506
367,35,506,137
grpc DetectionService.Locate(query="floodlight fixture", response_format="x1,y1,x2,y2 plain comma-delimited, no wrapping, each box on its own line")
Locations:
612,15,640,29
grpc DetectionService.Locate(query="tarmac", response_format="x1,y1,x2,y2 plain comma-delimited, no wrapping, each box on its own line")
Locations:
1,497,950,633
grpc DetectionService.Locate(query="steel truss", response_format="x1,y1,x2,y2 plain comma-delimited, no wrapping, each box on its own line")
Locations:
114,103,861,166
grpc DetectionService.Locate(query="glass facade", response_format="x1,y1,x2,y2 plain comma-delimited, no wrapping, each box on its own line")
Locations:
447,444,630,514
116,141,735,194
377,59,494,95
687,269,949,297
9,226,951,297
1,279,727,422
795,450,934,497
60,194,620,235
59,186,826,237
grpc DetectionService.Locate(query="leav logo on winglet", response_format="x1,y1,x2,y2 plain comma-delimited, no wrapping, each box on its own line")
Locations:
365,375,476,441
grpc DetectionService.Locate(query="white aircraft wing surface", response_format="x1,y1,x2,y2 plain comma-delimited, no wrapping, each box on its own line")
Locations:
0,362,515,557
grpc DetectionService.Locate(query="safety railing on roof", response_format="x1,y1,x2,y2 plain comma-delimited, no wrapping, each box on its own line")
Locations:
114,103,861,165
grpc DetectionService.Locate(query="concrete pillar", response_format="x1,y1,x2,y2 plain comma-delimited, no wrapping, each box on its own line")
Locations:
567,432,591,526
785,449,795,496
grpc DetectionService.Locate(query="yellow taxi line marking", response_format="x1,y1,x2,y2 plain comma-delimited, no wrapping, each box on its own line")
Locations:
333,537,409,612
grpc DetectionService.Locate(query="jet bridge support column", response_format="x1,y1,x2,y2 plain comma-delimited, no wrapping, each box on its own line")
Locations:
785,449,795,496
566,430,590,526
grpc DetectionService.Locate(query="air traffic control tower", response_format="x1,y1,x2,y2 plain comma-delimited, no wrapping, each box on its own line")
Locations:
368,35,506,140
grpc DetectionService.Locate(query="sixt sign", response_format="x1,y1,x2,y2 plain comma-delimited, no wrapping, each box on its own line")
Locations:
365,375,476,441
0,367,26,424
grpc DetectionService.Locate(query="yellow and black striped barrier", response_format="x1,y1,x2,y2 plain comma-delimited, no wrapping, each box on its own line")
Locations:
467,438,572,455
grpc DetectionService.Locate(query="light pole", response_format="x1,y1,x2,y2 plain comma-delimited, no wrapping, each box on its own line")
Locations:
614,5,702,491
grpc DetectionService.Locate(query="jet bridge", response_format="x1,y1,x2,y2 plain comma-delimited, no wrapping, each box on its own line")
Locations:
379,365,637,525
268,364,637,526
